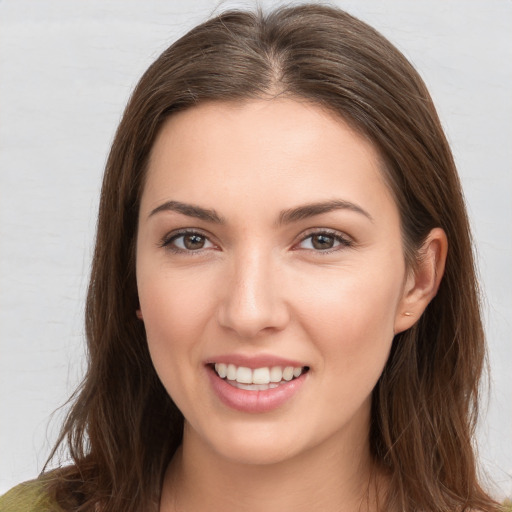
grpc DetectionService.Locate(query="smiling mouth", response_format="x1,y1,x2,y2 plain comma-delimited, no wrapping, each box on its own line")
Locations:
211,363,310,391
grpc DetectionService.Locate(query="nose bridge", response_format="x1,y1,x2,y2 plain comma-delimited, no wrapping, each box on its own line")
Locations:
217,243,288,337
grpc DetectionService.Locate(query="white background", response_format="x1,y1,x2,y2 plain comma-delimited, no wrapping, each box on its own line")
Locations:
1,0,511,499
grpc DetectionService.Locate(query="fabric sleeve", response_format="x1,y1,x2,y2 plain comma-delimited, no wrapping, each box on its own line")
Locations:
0,479,61,512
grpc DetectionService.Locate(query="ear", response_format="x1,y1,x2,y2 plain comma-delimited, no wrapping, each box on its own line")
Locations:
394,227,448,334
136,309,144,320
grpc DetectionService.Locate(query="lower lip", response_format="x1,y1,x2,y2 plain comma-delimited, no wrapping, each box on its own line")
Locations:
207,366,307,413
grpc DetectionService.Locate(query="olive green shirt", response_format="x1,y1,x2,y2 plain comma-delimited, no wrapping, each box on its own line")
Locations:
2,478,511,511
0,479,61,512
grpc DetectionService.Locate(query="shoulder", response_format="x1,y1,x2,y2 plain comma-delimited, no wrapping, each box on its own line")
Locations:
0,478,62,512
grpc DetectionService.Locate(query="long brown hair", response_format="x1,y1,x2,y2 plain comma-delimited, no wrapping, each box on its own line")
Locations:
45,5,499,511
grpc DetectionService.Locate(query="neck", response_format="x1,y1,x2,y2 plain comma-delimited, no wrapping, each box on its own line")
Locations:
160,422,384,512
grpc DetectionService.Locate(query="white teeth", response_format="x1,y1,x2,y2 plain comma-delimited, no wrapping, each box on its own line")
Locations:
214,363,306,386
234,383,258,391
236,366,253,384
231,382,280,391
226,364,237,380
253,367,270,384
269,366,283,382
216,363,227,378
282,366,294,381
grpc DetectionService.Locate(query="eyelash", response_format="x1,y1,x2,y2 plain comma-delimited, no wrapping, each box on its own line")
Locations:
296,229,354,254
159,229,214,255
159,229,353,254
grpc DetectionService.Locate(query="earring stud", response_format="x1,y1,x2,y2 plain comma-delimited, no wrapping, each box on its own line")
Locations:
403,312,413,316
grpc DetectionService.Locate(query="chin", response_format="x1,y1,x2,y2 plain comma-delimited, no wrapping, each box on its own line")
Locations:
191,419,311,467
215,439,302,467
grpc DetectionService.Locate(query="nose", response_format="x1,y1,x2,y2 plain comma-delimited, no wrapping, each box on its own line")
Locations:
216,247,290,339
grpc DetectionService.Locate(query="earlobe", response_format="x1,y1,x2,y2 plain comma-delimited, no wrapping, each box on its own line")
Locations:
394,227,448,334
136,309,144,320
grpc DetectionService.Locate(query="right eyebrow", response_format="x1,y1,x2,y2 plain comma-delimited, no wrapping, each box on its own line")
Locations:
148,200,225,224
277,199,374,225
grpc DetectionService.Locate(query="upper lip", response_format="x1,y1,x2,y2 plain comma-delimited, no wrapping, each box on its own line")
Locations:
204,354,308,369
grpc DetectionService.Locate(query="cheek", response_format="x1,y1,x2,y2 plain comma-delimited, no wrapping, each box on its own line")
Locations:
139,264,215,341
136,264,222,404
292,262,403,381
296,261,402,331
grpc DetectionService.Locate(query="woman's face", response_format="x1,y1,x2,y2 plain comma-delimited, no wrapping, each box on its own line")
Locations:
136,99,412,465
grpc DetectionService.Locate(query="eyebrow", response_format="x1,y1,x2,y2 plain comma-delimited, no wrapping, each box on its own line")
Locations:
148,198,373,224
148,200,225,223
277,199,374,225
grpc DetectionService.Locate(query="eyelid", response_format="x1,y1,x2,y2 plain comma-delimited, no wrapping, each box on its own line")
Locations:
158,227,353,254
159,228,218,253
293,228,354,252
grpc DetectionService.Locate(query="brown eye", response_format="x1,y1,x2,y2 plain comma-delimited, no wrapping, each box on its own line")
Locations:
164,232,214,252
297,231,352,252
311,234,335,250
183,234,206,250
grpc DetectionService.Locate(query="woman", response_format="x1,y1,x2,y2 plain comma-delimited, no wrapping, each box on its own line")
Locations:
0,4,503,512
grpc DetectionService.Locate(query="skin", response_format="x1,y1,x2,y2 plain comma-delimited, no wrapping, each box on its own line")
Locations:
135,98,447,512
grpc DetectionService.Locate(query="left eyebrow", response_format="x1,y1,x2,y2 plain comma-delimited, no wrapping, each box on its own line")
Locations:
277,199,374,225
148,200,225,223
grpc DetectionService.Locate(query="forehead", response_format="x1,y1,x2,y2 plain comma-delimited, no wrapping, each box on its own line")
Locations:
141,98,396,223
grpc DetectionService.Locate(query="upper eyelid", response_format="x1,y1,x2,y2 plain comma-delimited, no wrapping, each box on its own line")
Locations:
160,228,214,247
158,227,353,249
162,227,212,239
296,227,352,242
293,229,354,253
